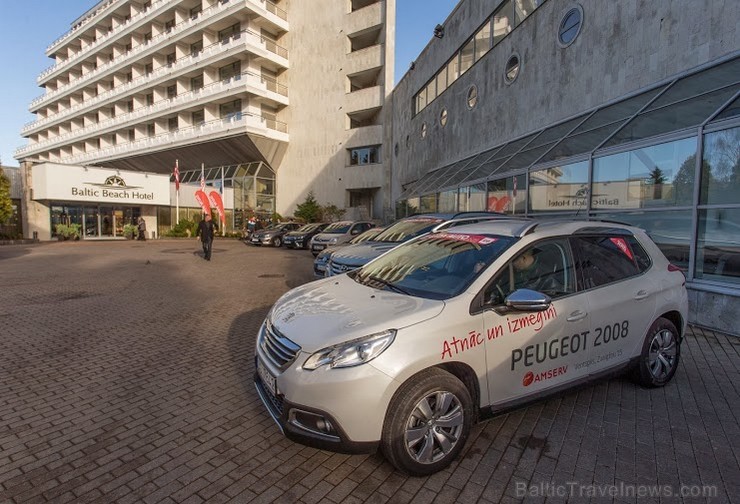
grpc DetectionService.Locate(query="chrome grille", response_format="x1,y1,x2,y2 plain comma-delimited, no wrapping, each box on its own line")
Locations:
259,319,300,369
329,261,357,276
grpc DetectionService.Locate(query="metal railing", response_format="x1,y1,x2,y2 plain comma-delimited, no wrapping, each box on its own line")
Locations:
42,0,287,82
17,70,288,156
29,26,288,112
23,60,288,134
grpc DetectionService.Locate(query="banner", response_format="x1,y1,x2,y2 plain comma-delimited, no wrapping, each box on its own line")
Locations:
208,190,226,226
194,189,211,214
173,160,180,192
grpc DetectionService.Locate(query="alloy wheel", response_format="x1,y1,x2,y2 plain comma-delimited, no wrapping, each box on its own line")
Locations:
648,328,677,380
404,391,464,464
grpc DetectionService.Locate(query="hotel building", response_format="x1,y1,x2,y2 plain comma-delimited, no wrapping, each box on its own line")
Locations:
16,0,395,238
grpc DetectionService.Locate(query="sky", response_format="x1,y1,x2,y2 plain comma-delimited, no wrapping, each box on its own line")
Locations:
0,0,459,168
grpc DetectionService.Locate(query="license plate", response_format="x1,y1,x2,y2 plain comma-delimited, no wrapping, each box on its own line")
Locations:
312,244,324,251
257,359,277,395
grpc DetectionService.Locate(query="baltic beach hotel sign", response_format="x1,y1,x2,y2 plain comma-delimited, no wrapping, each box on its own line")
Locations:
31,163,170,206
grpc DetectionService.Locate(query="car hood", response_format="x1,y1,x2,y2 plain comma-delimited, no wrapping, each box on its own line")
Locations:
285,231,307,238
269,275,444,352
312,232,343,243
329,241,399,267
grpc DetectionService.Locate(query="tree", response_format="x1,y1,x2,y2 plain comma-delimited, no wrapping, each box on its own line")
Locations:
320,204,345,223
648,166,667,201
0,167,13,224
293,191,322,222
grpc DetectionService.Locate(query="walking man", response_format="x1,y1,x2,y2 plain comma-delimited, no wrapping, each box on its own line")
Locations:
196,214,218,261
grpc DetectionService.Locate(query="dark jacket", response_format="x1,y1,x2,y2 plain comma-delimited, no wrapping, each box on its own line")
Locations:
197,220,218,241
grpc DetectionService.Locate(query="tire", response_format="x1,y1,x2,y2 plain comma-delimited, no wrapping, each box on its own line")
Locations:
633,317,681,388
272,236,282,247
381,368,473,476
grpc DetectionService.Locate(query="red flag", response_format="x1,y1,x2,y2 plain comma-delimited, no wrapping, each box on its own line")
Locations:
208,190,226,226
173,160,180,192
194,189,211,214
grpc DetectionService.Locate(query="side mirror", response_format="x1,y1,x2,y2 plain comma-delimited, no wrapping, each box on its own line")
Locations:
493,289,551,314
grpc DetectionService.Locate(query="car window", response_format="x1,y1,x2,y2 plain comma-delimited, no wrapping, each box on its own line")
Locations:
573,235,642,289
324,222,352,234
353,232,515,300
373,217,446,243
486,239,576,305
628,236,652,272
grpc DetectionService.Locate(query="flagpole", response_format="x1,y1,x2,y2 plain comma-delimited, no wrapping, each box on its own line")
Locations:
175,159,180,225
221,165,225,236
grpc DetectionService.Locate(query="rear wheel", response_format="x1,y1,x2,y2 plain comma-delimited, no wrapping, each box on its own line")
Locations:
272,236,283,247
633,317,680,387
381,368,473,476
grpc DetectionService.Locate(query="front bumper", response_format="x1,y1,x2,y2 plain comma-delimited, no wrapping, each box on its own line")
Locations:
285,237,307,249
253,351,393,453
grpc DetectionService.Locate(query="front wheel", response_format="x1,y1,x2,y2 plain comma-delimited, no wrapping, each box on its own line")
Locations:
272,236,283,247
381,368,473,476
633,317,681,387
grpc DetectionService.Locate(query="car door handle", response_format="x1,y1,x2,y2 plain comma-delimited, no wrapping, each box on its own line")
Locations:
634,290,650,300
567,310,587,322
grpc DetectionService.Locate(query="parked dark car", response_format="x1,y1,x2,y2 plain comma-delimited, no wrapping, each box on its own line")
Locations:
313,226,386,278
249,222,302,247
283,223,329,250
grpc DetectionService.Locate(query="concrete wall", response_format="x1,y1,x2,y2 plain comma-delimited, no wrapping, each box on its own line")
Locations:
688,288,740,337
390,0,740,195
276,0,394,220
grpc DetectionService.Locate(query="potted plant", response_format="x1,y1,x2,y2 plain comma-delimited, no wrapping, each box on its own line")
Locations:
123,224,137,240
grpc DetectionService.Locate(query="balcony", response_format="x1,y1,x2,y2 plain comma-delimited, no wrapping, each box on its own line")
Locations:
344,85,383,114
23,62,288,135
346,1,383,37
29,28,289,113
16,71,288,158
345,44,384,77
42,0,288,83
19,113,288,165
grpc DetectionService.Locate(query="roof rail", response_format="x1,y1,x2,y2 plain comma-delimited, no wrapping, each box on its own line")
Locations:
514,221,540,237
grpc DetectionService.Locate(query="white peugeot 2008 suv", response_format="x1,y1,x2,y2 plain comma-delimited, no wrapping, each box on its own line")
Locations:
254,219,688,476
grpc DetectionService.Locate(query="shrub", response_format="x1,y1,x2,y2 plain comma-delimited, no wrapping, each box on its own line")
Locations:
164,219,197,237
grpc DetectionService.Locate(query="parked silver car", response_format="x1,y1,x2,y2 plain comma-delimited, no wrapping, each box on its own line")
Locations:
326,212,510,277
255,219,688,475
309,220,375,256
313,226,385,278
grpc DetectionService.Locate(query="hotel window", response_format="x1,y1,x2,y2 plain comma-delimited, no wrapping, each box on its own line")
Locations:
166,53,176,67
436,67,448,95
126,71,133,82
219,23,240,43
191,74,204,91
592,137,697,210
127,129,135,141
220,99,242,121
127,99,134,112
145,93,154,106
168,117,178,131
493,0,513,46
190,40,203,56
144,62,153,75
143,32,152,44
219,61,241,81
190,4,202,19
147,123,155,137
192,110,205,126
124,42,132,53
349,146,381,166
515,0,540,26
474,19,491,62
165,19,175,33
460,38,475,75
166,85,177,99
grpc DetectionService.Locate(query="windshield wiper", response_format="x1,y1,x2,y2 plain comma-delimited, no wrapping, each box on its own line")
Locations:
365,275,411,295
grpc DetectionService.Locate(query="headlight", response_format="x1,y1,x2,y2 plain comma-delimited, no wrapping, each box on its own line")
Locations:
328,237,339,244
303,329,396,370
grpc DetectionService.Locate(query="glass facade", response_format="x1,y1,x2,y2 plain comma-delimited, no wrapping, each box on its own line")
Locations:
398,56,740,291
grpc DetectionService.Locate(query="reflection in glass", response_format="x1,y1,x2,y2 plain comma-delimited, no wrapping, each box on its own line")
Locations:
488,175,526,214
538,120,627,164
696,208,740,283
592,137,697,209
438,190,457,213
493,0,513,46
596,210,692,272
420,194,437,213
459,183,487,211
647,57,740,111
474,20,491,62
701,126,740,205
529,161,589,212
460,39,475,75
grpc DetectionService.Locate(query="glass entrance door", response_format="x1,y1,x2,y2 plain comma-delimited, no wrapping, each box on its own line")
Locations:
100,206,114,237
84,207,99,238
113,209,125,237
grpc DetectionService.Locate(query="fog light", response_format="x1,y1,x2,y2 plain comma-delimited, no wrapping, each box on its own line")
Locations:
289,409,338,438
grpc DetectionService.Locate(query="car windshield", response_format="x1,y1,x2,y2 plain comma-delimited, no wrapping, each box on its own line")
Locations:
323,222,352,234
351,232,515,300
372,217,446,243
348,227,383,244
297,223,322,232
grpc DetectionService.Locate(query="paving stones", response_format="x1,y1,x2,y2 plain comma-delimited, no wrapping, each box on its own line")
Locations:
0,240,737,503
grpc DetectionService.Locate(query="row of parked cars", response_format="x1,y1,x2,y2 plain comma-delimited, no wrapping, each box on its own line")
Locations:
247,220,375,251
252,212,689,476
